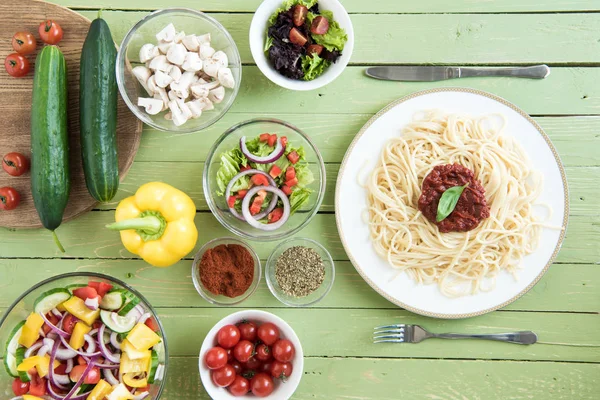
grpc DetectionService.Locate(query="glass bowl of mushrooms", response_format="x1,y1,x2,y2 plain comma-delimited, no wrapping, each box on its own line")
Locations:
117,8,242,133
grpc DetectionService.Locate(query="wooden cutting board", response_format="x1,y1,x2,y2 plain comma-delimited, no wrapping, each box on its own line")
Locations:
0,0,142,228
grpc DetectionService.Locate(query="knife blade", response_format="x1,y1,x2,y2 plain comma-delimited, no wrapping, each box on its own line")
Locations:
365,65,550,82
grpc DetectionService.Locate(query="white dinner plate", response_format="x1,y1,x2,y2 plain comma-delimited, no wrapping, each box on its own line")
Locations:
335,88,569,319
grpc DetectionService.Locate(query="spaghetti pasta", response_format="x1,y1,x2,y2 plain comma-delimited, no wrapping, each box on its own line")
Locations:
366,111,544,297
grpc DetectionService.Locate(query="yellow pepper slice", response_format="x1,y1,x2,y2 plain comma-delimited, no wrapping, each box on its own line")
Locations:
63,297,100,326
70,321,92,349
123,372,148,388
121,339,151,360
106,182,198,267
17,355,59,378
86,379,112,400
23,395,45,400
119,351,151,375
126,323,161,350
56,302,67,312
106,383,135,400
18,313,44,348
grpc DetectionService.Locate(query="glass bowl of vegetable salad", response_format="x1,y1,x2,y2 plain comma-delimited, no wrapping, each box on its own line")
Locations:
203,118,326,241
0,272,167,399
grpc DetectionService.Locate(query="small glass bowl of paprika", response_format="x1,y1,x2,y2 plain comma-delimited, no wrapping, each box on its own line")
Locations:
191,237,262,305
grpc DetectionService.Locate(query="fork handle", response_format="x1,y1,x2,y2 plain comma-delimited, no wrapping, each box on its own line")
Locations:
433,331,537,345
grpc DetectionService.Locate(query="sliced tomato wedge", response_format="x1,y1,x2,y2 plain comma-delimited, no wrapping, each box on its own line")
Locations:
280,136,288,148
144,317,160,332
268,208,284,223
259,133,270,142
287,151,300,164
251,174,270,186
249,191,267,215
227,196,237,208
240,164,251,172
73,286,98,301
237,190,248,199
267,134,277,147
269,165,282,179
285,167,296,181
28,371,46,396
281,185,292,196
285,177,299,187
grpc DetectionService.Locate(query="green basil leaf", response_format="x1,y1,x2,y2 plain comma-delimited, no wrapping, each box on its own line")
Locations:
436,184,469,222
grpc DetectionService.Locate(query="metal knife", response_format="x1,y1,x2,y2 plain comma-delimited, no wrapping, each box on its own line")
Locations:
365,65,550,82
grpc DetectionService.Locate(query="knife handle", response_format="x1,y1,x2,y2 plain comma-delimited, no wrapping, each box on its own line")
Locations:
459,65,550,79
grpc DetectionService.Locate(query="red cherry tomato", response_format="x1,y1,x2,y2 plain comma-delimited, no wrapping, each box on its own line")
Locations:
12,377,29,396
226,348,234,362
251,372,275,397
0,187,21,210
3,152,30,176
255,343,272,362
211,364,236,387
237,321,257,342
244,356,262,371
271,361,293,379
205,347,228,370
260,361,273,374
4,53,30,78
12,32,36,55
230,360,243,375
272,339,295,363
257,322,279,346
233,340,254,363
228,375,250,396
39,20,63,44
217,324,241,349
28,371,46,396
70,365,100,384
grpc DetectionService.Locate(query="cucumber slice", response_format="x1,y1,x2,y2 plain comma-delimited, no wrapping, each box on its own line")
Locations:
100,310,136,333
15,347,31,383
3,320,25,377
66,283,86,293
147,350,159,384
34,288,71,314
117,291,140,316
77,383,94,394
99,290,127,310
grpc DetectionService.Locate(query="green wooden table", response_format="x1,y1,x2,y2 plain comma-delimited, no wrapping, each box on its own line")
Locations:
1,0,600,398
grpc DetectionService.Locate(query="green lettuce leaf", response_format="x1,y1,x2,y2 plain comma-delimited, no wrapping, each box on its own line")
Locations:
268,0,318,25
307,10,348,51
301,54,330,81
293,163,314,188
289,187,313,214
215,148,249,196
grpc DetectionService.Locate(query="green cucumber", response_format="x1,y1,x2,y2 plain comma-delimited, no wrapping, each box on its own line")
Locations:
100,310,136,333
79,13,119,202
3,320,25,377
118,292,140,316
30,45,69,252
99,289,127,310
34,288,71,314
15,347,30,383
147,350,159,384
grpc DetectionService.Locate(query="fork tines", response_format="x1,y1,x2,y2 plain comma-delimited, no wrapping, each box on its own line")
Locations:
373,323,406,343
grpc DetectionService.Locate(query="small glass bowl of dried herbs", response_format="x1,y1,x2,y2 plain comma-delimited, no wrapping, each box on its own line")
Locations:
265,238,334,307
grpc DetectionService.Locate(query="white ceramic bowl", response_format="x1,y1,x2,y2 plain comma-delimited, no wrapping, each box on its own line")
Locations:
199,310,304,399
249,0,354,91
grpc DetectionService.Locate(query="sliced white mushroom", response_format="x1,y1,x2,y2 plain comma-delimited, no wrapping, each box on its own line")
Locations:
195,97,214,111
156,23,176,42
167,64,182,83
138,97,164,115
148,55,170,72
166,43,187,66
182,35,199,51
196,76,208,84
154,87,169,109
181,52,203,72
132,66,153,95
168,100,189,127
168,89,178,101
194,79,220,91
190,83,209,99
175,98,193,120
147,75,158,95
169,71,196,99
187,100,203,119
139,44,160,63
154,70,174,88
208,85,225,104
196,33,211,45
173,30,186,44
198,43,215,60
164,112,172,121
217,67,235,89
212,51,229,67
203,59,221,78
157,40,173,54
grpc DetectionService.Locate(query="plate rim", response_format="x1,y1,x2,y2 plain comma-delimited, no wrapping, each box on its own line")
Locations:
334,87,570,319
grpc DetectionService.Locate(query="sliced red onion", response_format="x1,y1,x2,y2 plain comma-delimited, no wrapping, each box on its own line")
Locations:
225,169,277,221
83,334,96,354
84,297,99,310
103,368,119,386
126,304,144,321
94,361,119,369
63,356,97,400
154,363,165,381
59,335,99,359
51,308,63,318
40,312,69,338
133,392,150,400
240,136,284,164
48,332,58,340
138,312,152,325
98,324,121,363
37,344,51,357
49,335,70,391
39,328,46,338
88,328,98,337
110,331,122,350
65,358,74,373
241,186,290,231
24,341,43,358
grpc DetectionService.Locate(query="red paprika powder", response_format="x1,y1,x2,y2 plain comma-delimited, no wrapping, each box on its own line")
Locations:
199,244,254,298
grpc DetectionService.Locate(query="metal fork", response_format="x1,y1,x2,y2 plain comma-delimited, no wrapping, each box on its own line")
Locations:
374,324,537,345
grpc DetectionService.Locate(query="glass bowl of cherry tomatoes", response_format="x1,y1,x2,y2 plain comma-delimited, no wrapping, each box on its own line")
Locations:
199,310,303,399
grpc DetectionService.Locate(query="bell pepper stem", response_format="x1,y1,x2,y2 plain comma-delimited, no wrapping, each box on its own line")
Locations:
106,216,163,234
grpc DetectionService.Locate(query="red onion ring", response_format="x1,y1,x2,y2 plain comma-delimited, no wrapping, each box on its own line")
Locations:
240,136,284,164
24,341,43,358
225,169,277,221
103,368,119,386
40,312,69,338
59,335,99,359
98,324,121,363
241,186,290,231
51,308,63,318
65,358,74,374
62,356,97,400
49,338,70,391
110,331,122,350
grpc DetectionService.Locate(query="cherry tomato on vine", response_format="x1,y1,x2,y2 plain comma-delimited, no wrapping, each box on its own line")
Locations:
271,361,293,379
211,364,236,387
0,187,20,210
228,375,250,396
4,53,29,78
257,322,279,346
237,321,257,342
251,373,275,397
39,20,63,44
217,324,241,349
12,32,36,55
205,347,228,370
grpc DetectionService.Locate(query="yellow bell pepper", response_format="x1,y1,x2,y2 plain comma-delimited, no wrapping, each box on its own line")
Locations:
121,339,151,360
23,395,45,400
106,383,134,400
17,355,59,378
56,302,67,312
122,372,148,388
106,182,198,268
18,313,44,348
70,321,92,349
86,379,112,400
63,297,100,326
119,351,151,375
126,323,161,350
